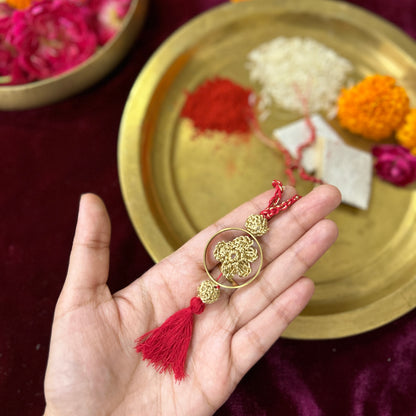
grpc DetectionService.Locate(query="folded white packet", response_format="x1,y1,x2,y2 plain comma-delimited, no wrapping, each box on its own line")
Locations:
316,138,373,210
273,114,373,210
273,114,343,173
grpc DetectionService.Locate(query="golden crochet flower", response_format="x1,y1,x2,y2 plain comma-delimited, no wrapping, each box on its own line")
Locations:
213,235,258,285
337,75,409,141
396,108,416,156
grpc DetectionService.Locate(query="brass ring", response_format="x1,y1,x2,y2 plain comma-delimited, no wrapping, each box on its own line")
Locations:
203,227,263,289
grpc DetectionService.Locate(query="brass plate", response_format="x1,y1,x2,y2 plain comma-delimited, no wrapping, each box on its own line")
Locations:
118,0,416,339
0,0,148,110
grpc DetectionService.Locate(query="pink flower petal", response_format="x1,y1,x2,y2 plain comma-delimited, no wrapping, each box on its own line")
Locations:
372,144,416,186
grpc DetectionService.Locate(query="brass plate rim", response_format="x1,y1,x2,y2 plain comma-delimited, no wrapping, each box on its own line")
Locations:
118,0,416,339
283,278,416,339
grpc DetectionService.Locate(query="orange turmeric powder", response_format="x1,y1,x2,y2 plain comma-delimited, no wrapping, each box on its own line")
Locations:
396,108,416,156
337,75,409,141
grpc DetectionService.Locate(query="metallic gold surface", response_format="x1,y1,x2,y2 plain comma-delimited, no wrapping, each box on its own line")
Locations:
118,0,416,339
204,228,264,289
0,0,148,110
245,214,269,237
197,280,221,304
214,235,259,284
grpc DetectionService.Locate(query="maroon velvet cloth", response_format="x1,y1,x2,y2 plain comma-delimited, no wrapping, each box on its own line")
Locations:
1,0,415,414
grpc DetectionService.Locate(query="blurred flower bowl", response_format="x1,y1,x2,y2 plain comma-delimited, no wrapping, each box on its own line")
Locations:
0,0,148,110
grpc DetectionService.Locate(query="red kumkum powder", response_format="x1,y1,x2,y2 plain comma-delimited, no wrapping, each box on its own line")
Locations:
181,77,255,135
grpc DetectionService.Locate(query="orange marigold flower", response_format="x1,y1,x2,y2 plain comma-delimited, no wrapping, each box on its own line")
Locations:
396,109,416,156
337,75,409,141
6,0,32,10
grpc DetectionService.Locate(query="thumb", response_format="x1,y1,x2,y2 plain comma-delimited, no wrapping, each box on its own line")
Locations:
58,193,112,311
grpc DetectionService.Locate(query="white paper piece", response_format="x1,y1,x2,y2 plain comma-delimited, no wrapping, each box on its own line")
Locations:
272,114,343,173
318,139,373,210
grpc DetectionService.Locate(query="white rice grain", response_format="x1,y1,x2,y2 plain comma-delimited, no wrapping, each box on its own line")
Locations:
246,37,353,116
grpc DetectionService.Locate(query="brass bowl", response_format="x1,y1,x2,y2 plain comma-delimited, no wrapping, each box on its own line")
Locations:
0,0,148,110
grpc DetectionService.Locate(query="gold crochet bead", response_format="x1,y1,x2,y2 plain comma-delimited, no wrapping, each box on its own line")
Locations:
245,214,269,237
197,280,221,304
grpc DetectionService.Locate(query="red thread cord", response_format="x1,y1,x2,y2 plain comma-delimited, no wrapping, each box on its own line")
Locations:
260,180,301,220
293,83,323,185
249,101,322,186
297,116,323,184
250,114,297,186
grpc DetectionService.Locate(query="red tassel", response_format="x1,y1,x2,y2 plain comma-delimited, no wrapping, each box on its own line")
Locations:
135,296,205,381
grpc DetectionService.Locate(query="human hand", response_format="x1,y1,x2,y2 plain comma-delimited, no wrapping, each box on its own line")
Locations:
44,184,341,416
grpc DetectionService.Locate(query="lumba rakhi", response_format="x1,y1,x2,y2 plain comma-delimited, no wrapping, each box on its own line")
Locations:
135,180,301,381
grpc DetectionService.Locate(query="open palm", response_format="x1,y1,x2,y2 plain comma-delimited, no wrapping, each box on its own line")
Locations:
44,184,341,416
